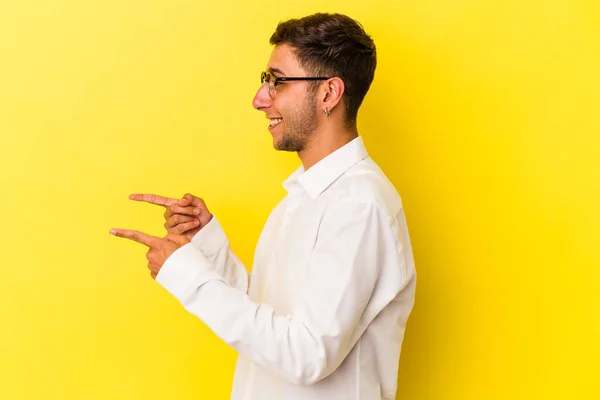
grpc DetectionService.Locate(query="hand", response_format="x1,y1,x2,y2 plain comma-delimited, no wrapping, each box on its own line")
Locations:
129,193,213,240
109,228,190,279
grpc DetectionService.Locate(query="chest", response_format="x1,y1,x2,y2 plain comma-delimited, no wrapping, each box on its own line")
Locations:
251,200,325,313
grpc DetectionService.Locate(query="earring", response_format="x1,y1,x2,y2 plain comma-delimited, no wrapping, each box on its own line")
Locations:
324,106,331,117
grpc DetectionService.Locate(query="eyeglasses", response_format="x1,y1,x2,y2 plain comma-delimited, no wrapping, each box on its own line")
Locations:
261,71,330,99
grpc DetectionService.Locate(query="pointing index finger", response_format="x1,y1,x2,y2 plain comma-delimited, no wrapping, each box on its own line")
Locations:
110,228,160,247
129,193,178,207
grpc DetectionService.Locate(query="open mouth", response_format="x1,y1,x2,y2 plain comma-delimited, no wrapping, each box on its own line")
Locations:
269,118,283,128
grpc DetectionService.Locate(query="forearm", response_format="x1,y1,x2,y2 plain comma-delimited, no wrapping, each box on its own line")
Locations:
191,215,250,293
180,277,331,385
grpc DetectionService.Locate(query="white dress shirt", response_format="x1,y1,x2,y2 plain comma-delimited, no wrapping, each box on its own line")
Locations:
157,136,417,400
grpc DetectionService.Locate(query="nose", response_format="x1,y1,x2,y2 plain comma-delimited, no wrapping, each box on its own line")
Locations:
253,83,272,111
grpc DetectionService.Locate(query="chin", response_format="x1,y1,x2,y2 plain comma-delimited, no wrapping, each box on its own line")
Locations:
273,139,287,152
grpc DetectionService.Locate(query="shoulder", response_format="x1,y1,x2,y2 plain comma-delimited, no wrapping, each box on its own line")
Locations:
322,157,404,222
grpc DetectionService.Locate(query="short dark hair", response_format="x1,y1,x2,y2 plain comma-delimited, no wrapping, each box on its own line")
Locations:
270,13,377,127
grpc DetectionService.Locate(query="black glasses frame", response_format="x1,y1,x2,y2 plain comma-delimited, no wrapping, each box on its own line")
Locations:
261,71,330,87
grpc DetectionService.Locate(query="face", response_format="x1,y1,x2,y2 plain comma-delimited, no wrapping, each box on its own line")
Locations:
252,44,320,152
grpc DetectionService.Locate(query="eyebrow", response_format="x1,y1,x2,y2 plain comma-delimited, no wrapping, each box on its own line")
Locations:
268,67,286,76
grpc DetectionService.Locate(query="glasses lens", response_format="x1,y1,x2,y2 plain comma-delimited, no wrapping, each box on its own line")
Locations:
261,72,275,99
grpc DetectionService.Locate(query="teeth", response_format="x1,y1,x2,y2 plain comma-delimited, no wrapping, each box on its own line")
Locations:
269,118,283,127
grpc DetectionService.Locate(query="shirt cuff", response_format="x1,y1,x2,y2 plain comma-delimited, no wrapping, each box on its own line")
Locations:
156,243,227,305
191,215,229,256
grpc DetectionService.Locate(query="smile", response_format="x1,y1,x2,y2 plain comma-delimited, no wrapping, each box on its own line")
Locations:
269,118,283,127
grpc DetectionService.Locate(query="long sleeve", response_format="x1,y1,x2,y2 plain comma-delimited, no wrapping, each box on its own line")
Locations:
189,215,250,293
156,200,410,386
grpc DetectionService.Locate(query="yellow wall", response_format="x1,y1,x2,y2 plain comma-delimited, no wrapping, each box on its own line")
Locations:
1,1,598,399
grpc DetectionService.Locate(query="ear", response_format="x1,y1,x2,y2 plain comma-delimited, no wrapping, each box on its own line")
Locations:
319,77,345,115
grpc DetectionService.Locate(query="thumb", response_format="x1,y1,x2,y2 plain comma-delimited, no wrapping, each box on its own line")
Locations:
179,193,208,210
177,193,193,207
165,233,191,246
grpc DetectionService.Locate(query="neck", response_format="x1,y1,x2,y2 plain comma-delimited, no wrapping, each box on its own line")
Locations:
298,124,359,171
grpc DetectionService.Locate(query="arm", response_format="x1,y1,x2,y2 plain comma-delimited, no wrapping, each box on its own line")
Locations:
156,200,410,385
189,215,250,293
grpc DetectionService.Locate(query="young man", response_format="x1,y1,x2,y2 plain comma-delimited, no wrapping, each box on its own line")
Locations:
111,13,416,400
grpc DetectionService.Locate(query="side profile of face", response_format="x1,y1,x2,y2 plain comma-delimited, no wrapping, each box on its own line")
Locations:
252,44,320,152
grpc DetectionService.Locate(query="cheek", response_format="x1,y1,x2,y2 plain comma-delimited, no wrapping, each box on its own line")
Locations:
272,97,285,114
272,89,299,115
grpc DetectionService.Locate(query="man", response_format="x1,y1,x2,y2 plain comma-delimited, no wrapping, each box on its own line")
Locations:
111,13,416,400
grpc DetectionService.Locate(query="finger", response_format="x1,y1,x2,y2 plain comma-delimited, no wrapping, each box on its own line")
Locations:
129,194,178,208
178,193,207,210
165,233,191,246
165,214,197,228
148,261,160,280
110,229,160,247
166,204,200,218
168,220,199,235
178,193,193,207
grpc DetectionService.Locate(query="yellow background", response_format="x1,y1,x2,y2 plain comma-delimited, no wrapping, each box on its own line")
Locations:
1,1,598,399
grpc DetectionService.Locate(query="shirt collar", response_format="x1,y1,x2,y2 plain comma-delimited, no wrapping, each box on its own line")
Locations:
283,136,369,200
